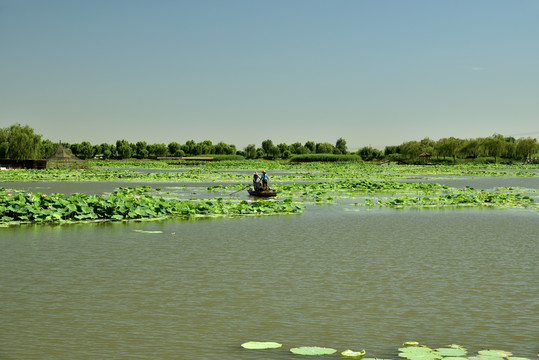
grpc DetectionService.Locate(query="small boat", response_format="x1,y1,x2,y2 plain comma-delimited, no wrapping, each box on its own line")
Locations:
248,187,277,197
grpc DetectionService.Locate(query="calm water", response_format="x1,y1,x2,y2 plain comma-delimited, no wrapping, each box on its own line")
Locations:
1,204,538,359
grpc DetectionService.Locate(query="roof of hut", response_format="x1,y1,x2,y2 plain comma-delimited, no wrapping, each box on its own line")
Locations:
47,142,88,169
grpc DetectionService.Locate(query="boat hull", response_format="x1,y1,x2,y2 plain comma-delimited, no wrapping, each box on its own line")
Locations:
248,188,277,197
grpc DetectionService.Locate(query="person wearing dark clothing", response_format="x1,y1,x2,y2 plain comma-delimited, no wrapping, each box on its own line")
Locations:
253,172,260,190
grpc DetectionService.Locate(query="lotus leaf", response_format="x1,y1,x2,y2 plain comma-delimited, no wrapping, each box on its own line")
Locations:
240,341,282,349
342,349,366,358
290,346,337,355
399,347,433,354
403,342,420,347
443,357,468,360
434,348,468,356
447,345,467,350
507,357,530,360
469,356,503,360
479,350,512,358
399,352,442,360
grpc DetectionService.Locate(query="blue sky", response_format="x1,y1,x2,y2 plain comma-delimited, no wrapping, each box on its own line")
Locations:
1,0,538,150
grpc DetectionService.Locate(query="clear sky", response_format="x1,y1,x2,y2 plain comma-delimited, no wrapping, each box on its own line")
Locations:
1,0,538,150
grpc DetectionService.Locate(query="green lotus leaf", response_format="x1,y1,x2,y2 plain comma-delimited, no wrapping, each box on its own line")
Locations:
342,349,366,358
443,357,468,360
447,345,467,350
240,341,282,349
403,342,420,347
290,346,337,355
479,350,512,358
469,356,503,360
399,352,442,360
507,357,530,360
399,347,433,354
434,348,468,357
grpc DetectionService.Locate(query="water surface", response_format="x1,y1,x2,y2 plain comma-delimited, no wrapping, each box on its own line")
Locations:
1,206,538,359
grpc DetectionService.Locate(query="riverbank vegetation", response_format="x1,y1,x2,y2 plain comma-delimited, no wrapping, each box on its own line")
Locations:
1,124,538,164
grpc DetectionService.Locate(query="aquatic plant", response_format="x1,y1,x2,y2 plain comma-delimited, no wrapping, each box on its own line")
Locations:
240,341,533,359
342,349,366,357
290,346,337,355
241,341,282,349
0,186,303,226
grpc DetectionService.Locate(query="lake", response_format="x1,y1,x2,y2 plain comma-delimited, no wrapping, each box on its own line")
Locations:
1,177,538,359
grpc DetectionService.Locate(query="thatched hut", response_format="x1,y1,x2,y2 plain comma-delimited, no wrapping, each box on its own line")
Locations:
47,142,88,169
418,152,432,164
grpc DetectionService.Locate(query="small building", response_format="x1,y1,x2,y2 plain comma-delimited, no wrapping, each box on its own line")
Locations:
47,142,88,169
418,152,432,164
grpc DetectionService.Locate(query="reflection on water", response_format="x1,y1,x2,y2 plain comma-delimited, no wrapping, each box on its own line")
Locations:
1,207,538,360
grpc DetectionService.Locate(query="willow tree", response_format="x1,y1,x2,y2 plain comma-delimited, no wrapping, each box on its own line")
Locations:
483,134,506,163
516,137,539,161
0,124,42,160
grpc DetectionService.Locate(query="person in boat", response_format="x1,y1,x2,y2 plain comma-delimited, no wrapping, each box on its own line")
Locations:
260,170,269,190
253,172,260,190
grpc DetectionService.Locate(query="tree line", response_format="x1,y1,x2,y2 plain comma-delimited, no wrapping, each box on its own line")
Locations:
1,124,538,163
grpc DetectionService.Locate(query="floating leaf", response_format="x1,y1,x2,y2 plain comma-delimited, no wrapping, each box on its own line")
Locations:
398,349,441,360
469,356,504,360
447,345,467,350
399,347,434,354
290,346,337,355
403,342,420,347
443,357,468,360
507,358,530,360
434,348,468,357
342,349,366,358
479,350,513,358
241,341,282,349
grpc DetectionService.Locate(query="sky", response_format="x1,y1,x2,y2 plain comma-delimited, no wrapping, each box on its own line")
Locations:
1,0,538,150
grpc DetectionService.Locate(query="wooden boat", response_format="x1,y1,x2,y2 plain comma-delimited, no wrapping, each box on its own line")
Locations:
248,187,277,197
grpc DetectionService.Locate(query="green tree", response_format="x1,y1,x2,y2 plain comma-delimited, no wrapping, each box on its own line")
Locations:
290,142,308,154
244,144,257,159
261,139,274,155
316,142,335,154
183,140,197,155
101,143,114,160
168,142,182,156
516,137,539,161
357,146,382,161
335,138,347,154
419,137,435,156
1,124,43,160
196,140,214,155
304,141,315,153
40,139,57,159
483,134,506,163
459,138,484,160
0,128,8,158
256,148,266,158
78,141,95,159
436,137,463,163
148,143,168,157
400,140,421,160
215,141,232,155
384,145,400,156
116,140,133,159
